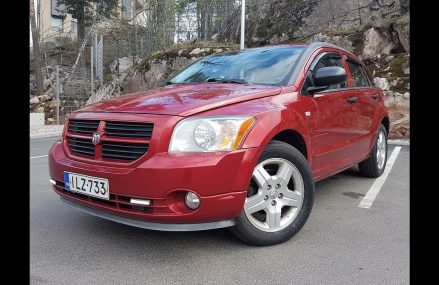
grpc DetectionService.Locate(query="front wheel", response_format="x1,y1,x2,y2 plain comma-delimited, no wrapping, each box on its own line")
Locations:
231,140,314,246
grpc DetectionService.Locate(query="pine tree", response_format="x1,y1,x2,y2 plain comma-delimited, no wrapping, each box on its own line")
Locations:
57,0,118,42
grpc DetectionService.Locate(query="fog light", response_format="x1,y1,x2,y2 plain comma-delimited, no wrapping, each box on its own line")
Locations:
49,178,56,185
185,192,200,210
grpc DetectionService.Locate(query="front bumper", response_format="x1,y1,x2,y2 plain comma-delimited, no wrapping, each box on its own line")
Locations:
61,198,236,231
49,141,263,226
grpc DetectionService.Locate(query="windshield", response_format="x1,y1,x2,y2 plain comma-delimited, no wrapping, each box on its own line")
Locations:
167,46,306,86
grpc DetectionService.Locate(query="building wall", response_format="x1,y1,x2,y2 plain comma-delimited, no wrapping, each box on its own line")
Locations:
120,0,150,27
37,0,76,42
32,0,151,44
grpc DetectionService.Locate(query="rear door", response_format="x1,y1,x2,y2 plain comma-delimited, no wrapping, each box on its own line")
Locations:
301,52,361,179
345,56,379,156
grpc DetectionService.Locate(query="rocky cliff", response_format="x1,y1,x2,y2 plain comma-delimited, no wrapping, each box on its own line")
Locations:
219,0,410,138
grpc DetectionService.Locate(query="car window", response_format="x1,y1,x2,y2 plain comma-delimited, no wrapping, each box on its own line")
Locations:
346,59,370,87
301,52,347,94
168,46,306,86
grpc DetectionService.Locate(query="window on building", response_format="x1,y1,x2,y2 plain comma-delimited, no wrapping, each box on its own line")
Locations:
51,0,66,32
51,0,66,17
71,20,77,32
51,16,63,32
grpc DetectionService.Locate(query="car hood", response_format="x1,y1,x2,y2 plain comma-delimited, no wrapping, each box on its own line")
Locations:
78,83,282,116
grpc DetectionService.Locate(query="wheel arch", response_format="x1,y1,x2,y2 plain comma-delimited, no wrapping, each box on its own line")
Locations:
271,129,308,159
381,116,390,135
242,109,311,163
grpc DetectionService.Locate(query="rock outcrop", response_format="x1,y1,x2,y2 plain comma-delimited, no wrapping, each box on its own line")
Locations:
87,46,232,104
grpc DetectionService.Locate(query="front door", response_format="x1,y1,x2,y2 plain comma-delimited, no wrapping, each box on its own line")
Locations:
301,52,360,179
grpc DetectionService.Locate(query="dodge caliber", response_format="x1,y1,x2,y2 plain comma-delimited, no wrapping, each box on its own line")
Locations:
48,42,389,245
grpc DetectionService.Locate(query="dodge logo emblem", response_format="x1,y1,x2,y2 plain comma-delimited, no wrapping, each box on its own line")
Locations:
92,132,101,145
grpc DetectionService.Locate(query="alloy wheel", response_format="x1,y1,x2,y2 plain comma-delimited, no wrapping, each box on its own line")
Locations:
244,158,304,233
376,130,386,170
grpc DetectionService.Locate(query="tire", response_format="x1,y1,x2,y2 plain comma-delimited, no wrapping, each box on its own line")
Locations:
231,140,314,246
358,124,388,178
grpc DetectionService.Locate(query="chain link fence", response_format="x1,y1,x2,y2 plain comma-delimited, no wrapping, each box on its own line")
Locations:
34,0,248,124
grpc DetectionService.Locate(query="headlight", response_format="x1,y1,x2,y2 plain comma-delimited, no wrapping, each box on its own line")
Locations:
169,116,256,153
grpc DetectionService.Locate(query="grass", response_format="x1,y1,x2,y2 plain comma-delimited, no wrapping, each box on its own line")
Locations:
366,53,410,93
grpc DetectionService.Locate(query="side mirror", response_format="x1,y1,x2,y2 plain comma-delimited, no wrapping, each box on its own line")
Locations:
159,80,171,87
307,66,347,94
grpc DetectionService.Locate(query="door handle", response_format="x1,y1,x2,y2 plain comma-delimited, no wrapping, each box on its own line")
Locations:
372,94,379,100
347,96,358,103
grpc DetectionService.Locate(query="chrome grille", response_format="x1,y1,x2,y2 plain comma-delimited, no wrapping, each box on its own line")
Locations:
67,137,95,157
68,120,99,135
66,119,153,162
102,142,149,160
105,121,153,138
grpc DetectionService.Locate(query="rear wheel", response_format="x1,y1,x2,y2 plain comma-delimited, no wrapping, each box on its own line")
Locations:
358,124,388,178
231,141,314,246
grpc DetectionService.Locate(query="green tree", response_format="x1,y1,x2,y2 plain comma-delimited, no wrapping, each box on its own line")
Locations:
57,0,118,42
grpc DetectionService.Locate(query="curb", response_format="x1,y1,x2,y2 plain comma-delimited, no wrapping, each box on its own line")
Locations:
388,139,409,146
30,131,63,140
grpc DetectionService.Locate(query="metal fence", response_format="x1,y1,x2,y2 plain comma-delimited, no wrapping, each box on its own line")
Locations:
36,0,248,124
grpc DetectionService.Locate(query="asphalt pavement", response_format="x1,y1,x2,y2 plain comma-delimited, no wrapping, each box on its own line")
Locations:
30,137,409,285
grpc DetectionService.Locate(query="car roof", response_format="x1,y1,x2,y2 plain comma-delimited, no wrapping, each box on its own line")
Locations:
240,42,351,54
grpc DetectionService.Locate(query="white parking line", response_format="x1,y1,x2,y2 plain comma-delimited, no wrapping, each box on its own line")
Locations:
359,146,401,209
30,155,48,160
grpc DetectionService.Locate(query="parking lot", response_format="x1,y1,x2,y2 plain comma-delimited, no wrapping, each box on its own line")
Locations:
30,137,409,285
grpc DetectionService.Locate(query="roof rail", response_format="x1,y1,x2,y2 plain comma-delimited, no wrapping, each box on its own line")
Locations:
306,41,351,54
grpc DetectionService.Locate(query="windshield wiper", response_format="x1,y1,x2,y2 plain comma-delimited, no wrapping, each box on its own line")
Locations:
162,78,249,86
205,78,248,84
161,81,194,86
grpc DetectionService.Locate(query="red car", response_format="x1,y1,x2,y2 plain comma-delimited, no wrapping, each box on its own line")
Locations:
49,42,389,245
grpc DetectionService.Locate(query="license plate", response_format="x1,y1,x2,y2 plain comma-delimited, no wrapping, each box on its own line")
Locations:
64,172,109,200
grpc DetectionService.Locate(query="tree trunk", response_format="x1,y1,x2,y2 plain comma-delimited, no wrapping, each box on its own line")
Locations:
206,1,212,40
30,0,44,97
198,1,206,41
77,3,85,42
196,1,202,39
